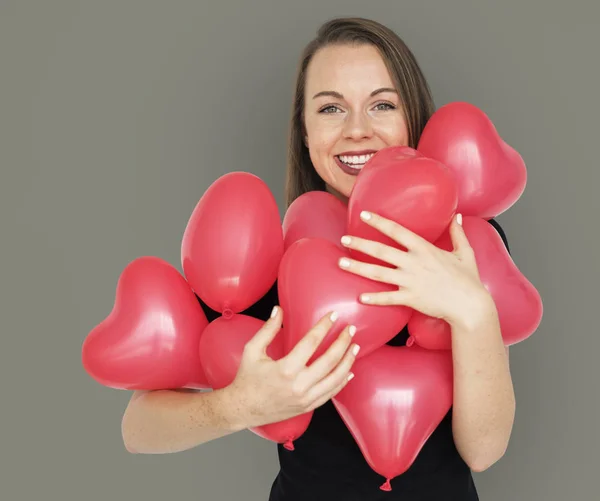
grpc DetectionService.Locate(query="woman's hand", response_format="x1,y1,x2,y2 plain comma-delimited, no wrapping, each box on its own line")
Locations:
226,307,359,429
338,211,495,329
338,210,514,470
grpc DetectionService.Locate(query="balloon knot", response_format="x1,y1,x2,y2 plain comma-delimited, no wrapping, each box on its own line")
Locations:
283,439,295,451
380,478,392,491
406,336,415,347
222,308,233,320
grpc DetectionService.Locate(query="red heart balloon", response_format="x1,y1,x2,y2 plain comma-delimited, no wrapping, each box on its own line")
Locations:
82,256,210,390
181,172,284,315
406,313,451,350
407,217,543,349
199,314,312,449
333,345,454,491
417,101,527,219
347,146,458,266
278,238,412,365
282,191,347,251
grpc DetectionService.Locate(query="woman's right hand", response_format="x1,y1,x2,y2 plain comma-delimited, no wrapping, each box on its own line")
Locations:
225,306,359,429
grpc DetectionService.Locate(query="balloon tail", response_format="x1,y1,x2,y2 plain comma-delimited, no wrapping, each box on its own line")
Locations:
222,308,233,320
406,336,415,347
283,439,295,451
380,478,392,491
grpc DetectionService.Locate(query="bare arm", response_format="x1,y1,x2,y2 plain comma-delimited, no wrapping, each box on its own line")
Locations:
121,307,358,455
450,294,516,472
121,387,245,454
332,212,516,473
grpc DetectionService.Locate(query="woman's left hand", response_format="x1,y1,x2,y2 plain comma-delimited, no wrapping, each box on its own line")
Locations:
338,210,494,329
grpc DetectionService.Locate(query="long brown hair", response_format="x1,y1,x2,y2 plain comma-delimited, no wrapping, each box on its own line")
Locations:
285,17,436,207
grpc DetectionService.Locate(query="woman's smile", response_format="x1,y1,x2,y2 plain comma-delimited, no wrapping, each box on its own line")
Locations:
334,150,378,175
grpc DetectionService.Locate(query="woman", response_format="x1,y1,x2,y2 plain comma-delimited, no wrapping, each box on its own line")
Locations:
121,17,515,500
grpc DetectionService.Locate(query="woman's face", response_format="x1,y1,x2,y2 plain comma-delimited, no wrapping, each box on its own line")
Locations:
303,44,409,202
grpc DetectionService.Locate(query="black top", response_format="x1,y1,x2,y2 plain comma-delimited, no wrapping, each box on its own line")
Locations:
198,219,509,501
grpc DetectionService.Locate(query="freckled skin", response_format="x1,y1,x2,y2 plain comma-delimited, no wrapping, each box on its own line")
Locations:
303,44,410,202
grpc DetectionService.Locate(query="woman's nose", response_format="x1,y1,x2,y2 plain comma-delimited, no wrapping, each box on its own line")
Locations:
342,111,373,140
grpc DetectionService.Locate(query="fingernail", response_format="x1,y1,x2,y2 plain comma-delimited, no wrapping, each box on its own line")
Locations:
349,325,356,337
330,311,339,322
341,235,352,246
360,211,371,221
339,257,351,268
456,213,463,226
270,306,278,318
347,372,355,381
352,345,360,356
360,294,371,303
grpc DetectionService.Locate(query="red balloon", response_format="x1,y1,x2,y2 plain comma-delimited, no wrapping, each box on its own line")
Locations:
417,101,527,219
199,314,312,449
406,312,451,350
407,217,543,348
347,146,458,266
278,238,412,365
82,256,210,390
282,191,347,251
333,345,454,491
181,172,284,315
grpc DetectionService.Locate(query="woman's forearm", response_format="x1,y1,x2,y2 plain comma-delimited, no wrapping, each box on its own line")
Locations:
121,387,247,454
449,293,516,472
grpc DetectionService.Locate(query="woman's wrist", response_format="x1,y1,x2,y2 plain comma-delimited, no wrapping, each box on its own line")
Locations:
212,384,251,433
447,288,498,334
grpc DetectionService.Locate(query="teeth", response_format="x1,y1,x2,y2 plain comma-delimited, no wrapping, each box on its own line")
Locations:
338,153,375,165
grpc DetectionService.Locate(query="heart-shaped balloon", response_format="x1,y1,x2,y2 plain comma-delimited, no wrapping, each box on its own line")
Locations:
333,345,454,491
282,191,347,251
347,146,458,266
278,238,412,365
199,314,312,449
181,171,284,315
82,256,210,390
407,216,543,349
417,101,527,219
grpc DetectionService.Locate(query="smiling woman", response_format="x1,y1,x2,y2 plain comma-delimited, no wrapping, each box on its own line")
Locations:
272,16,514,500
304,50,409,199
311,85,399,177
286,19,435,207
120,16,514,501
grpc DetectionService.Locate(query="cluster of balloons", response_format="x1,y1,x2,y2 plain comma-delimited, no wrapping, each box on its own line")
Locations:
81,101,543,492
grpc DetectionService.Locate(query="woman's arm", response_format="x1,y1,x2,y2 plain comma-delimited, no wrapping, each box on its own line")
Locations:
121,306,359,455
448,216,516,471
448,294,515,472
335,211,517,472
121,387,246,454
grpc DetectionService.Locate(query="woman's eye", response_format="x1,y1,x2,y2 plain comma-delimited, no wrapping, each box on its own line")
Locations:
319,105,340,114
318,103,395,114
375,102,395,111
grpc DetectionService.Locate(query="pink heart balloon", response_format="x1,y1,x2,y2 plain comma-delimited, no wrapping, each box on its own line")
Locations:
282,191,347,251
407,217,543,349
199,314,312,450
181,172,284,315
417,101,527,219
347,146,458,267
82,256,210,390
333,345,454,491
278,238,412,365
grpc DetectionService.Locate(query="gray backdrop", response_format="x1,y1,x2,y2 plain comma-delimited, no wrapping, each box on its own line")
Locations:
1,1,598,500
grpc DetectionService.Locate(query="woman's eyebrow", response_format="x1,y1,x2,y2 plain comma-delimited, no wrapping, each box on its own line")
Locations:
312,87,397,99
